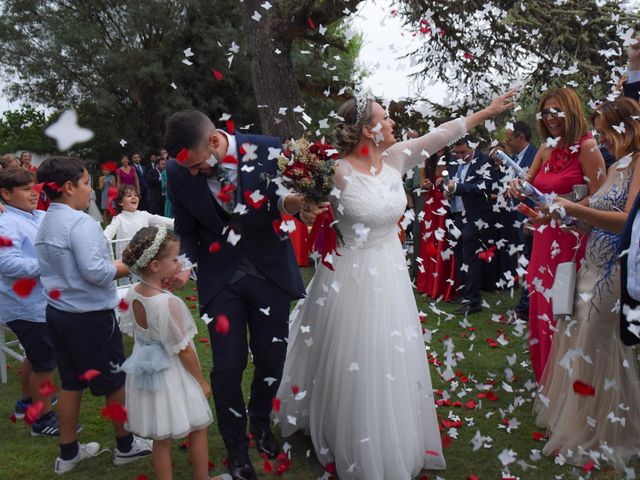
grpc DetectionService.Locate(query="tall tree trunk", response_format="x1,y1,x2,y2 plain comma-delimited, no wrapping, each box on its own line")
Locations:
240,0,304,139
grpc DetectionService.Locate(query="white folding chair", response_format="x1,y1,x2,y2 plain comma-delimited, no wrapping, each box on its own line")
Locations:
0,322,25,384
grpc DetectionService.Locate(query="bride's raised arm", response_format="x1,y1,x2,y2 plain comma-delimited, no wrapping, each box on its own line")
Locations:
383,90,517,174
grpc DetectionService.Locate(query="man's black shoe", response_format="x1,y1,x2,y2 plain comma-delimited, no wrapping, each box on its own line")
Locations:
229,455,258,480
251,427,280,459
453,304,482,315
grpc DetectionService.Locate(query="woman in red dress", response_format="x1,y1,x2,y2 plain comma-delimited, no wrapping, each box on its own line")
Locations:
416,148,456,301
513,88,605,382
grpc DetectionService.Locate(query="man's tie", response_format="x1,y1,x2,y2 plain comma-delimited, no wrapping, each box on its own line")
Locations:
213,164,237,214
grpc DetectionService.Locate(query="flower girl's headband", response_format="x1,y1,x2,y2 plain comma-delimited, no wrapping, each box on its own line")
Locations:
130,224,168,274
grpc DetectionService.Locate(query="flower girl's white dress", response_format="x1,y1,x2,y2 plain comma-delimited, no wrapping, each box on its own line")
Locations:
120,287,212,439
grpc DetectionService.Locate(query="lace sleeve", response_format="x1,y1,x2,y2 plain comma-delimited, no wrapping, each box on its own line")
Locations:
332,160,353,199
383,118,467,175
161,295,198,354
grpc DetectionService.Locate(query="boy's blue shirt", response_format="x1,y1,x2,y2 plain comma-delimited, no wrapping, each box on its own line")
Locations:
0,205,46,323
35,202,118,313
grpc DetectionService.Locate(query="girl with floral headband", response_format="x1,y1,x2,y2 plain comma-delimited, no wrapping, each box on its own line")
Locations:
120,225,223,480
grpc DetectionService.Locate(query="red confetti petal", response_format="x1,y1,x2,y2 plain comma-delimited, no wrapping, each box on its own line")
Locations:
263,459,274,473
100,403,128,423
12,278,37,298
49,289,61,300
360,145,369,156
176,147,190,164
464,52,473,59
215,314,230,335
78,369,102,382
583,460,596,472
291,385,299,395
573,380,596,396
209,242,221,254
24,400,43,425
272,397,281,413
244,190,268,210
308,17,316,29
222,155,239,165
136,476,149,480
212,69,223,81
9,414,16,423
208,460,215,471
273,219,283,235
324,463,336,475
226,119,235,135
39,380,57,397
199,337,209,344
532,431,545,441
46,181,62,192
118,298,129,312
0,236,13,247
101,161,118,173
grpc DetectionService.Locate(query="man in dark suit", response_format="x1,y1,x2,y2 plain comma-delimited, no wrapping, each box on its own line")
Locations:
446,137,494,315
164,110,319,480
620,192,640,346
144,158,163,215
505,121,538,320
132,152,148,210
619,35,640,346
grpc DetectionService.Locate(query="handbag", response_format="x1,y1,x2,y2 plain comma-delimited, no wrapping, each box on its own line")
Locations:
551,261,577,316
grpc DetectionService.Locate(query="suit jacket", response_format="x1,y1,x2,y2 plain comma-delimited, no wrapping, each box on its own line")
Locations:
134,163,148,190
451,151,494,224
620,190,640,346
145,166,163,209
623,80,640,102
518,143,537,170
166,132,305,308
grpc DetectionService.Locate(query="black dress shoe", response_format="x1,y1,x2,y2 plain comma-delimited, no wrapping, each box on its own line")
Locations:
453,304,482,315
229,456,258,480
250,427,280,458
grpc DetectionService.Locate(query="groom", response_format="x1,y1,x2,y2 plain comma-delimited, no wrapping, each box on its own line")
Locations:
164,110,319,480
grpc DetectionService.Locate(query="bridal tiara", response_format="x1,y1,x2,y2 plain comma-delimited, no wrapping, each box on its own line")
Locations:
354,94,371,124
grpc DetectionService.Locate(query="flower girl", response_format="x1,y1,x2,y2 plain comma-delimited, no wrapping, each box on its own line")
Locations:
120,225,217,480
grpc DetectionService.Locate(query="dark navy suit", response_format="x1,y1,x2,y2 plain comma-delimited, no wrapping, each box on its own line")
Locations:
166,131,305,456
450,151,494,306
620,190,640,346
623,80,640,102
512,143,538,314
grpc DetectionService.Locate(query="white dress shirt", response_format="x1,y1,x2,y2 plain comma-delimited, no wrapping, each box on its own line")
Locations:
207,130,238,206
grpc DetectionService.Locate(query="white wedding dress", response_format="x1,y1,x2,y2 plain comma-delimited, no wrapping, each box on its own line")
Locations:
273,118,467,479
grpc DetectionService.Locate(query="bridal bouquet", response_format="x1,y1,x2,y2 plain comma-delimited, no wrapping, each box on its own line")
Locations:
277,138,341,270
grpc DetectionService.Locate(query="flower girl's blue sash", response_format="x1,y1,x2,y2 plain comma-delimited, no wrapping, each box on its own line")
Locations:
121,340,171,391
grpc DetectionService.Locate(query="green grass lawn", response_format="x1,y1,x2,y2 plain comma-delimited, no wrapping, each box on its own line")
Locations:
0,267,636,479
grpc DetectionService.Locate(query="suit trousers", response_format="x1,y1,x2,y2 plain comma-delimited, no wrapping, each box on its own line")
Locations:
461,220,492,307
203,273,292,458
451,212,465,298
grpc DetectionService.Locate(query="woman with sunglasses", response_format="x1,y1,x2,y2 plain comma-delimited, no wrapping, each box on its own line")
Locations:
534,97,640,471
510,87,606,382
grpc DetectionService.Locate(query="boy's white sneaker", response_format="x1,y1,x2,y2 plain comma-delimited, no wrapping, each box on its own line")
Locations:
113,436,152,465
54,442,100,474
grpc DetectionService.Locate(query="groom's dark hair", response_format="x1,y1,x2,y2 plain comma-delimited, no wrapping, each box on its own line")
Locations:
163,109,215,158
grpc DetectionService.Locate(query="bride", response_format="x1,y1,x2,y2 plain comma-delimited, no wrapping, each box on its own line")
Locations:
273,92,515,479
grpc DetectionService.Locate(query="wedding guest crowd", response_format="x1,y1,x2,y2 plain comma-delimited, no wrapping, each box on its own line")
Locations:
1,34,640,480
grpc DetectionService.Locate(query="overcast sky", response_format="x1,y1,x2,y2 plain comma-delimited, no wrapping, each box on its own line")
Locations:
0,0,449,116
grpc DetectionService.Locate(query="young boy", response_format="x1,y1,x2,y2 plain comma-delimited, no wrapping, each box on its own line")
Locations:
35,157,152,474
0,166,58,436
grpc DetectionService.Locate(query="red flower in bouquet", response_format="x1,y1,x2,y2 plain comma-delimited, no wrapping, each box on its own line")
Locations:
278,138,341,270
